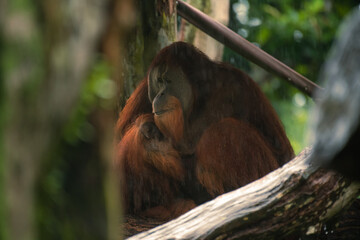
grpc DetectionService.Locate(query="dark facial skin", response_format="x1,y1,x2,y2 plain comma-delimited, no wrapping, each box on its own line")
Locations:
148,65,193,117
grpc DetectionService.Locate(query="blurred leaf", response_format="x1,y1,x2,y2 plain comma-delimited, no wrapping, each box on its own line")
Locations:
62,60,111,145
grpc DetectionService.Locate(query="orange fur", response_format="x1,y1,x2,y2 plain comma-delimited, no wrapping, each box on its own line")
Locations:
115,79,151,140
154,96,184,144
116,42,294,220
196,118,279,196
115,113,185,213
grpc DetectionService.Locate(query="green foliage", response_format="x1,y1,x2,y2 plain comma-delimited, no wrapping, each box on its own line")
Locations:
224,0,358,153
36,59,112,240
1,1,45,238
62,60,114,145
0,34,6,240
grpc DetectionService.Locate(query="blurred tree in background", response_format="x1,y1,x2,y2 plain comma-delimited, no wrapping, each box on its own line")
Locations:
0,0,175,239
0,0,359,240
179,0,230,61
0,0,117,239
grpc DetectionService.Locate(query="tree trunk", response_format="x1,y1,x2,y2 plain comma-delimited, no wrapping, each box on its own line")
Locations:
118,0,177,105
1,1,110,239
179,0,230,61
310,9,360,180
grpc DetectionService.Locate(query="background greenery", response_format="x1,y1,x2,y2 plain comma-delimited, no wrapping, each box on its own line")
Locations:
224,0,358,153
1,0,358,239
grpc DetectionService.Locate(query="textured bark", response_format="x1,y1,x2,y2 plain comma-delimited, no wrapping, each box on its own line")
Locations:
119,0,177,104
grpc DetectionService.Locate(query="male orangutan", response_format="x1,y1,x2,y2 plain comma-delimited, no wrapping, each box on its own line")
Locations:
115,42,294,220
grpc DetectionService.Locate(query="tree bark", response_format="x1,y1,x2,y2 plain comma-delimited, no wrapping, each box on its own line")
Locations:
118,0,177,105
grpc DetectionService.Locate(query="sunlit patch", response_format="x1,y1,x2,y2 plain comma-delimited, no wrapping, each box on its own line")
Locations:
247,18,262,27
233,0,261,27
331,80,348,101
293,93,306,107
237,28,248,38
233,0,249,25
294,30,303,42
